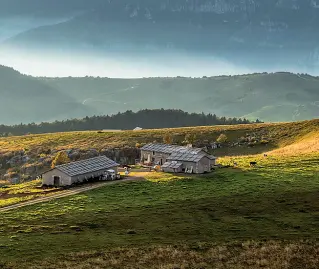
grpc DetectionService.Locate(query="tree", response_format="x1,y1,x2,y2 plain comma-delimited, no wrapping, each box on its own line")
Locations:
184,133,197,145
163,134,173,144
217,134,228,143
51,151,70,168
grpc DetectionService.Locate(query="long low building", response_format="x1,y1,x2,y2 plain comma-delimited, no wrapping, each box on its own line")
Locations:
42,156,119,187
140,143,217,174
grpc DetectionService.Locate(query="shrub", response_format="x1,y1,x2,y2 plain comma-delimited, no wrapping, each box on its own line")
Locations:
217,134,228,143
163,134,173,144
51,152,70,168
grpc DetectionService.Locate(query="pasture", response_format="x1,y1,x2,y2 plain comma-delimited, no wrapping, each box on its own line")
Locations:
1,153,318,268
0,180,62,208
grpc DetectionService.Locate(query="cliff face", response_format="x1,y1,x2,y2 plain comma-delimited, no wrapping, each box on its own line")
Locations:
2,0,319,74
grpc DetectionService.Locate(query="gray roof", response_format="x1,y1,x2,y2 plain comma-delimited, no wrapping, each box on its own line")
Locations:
162,161,183,169
167,152,216,163
141,143,203,155
55,156,119,177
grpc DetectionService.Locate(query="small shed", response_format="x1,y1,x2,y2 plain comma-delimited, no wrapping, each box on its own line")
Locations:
161,161,183,173
42,156,119,187
133,127,143,131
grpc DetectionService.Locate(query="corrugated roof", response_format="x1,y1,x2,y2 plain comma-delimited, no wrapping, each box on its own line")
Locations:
56,156,119,177
167,151,207,162
162,161,183,169
141,143,203,154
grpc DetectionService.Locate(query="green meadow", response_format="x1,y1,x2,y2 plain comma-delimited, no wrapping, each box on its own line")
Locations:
1,153,318,268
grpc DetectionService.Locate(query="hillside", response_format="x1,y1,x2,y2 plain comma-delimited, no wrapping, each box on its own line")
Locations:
1,133,319,268
0,119,318,268
0,65,318,124
0,66,95,124
0,119,318,185
44,73,319,122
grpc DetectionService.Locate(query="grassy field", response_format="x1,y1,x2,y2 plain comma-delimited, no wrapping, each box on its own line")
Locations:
1,152,318,268
0,119,318,154
0,180,62,208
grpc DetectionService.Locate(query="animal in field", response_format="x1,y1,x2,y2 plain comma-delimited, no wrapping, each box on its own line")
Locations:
250,161,257,167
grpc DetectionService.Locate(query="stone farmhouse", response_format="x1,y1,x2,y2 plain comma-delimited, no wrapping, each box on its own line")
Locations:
140,143,217,174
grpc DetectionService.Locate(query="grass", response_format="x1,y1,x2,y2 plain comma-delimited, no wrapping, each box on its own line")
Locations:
0,119,317,155
0,153,318,268
0,180,61,208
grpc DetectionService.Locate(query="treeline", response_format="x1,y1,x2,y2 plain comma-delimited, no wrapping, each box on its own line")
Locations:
0,109,260,136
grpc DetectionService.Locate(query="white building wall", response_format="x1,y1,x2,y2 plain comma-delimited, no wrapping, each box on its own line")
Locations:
43,166,119,186
42,169,72,186
141,150,170,164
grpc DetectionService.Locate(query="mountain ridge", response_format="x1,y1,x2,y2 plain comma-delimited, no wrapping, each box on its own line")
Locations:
3,0,319,75
0,65,318,125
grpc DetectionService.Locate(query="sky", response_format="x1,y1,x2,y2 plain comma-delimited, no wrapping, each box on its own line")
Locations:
0,46,260,78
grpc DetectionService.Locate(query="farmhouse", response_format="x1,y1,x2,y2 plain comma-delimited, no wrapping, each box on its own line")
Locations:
42,156,119,187
140,143,217,174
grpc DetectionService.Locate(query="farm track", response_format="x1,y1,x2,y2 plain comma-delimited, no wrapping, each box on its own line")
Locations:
0,177,143,212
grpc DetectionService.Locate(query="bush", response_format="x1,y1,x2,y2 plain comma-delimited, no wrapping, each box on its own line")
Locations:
217,134,228,143
163,134,173,144
51,152,70,168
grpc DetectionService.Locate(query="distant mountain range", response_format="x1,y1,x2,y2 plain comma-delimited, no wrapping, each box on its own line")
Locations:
2,0,319,74
0,65,318,125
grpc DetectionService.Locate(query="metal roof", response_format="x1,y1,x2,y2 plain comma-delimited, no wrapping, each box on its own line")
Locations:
56,156,119,177
162,161,183,169
141,143,203,154
167,151,207,163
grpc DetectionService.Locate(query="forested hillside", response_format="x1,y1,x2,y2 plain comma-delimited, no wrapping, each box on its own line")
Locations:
0,109,254,136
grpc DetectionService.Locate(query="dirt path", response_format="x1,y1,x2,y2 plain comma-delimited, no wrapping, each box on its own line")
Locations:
0,177,143,213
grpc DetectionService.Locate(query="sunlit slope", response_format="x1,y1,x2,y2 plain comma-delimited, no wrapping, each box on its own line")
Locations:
269,131,319,156
0,119,317,156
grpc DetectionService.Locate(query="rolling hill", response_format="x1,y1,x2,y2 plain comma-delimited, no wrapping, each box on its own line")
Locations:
0,65,96,125
44,72,319,122
0,65,318,124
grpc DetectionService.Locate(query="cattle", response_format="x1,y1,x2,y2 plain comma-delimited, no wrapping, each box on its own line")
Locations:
121,164,131,169
250,161,257,167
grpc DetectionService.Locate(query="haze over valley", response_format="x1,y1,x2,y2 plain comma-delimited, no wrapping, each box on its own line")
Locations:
2,0,319,77
0,0,318,124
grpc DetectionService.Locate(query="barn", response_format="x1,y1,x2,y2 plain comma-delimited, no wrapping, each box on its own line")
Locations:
41,156,119,187
141,143,217,174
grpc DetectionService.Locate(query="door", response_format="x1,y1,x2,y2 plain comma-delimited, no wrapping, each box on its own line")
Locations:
53,176,60,187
